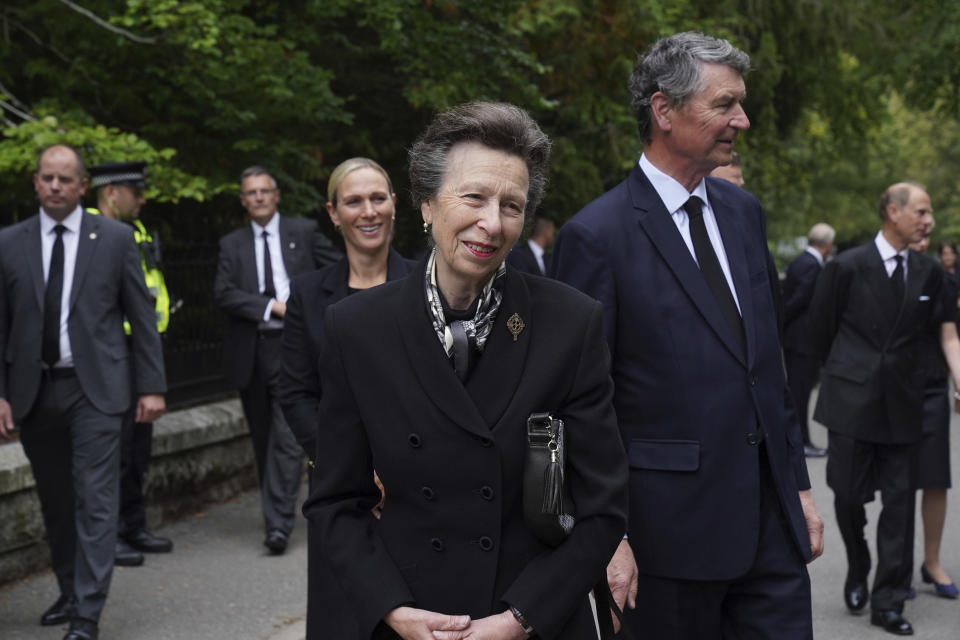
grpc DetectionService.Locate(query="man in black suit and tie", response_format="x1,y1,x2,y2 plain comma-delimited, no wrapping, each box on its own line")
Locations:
810,182,960,635
783,222,835,457
0,145,167,640
506,215,554,275
551,32,823,638
213,166,338,554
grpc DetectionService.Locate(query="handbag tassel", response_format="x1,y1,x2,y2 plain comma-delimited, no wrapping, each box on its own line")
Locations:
541,455,564,515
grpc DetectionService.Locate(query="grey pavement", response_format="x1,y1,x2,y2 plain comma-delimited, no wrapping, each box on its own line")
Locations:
2,407,960,639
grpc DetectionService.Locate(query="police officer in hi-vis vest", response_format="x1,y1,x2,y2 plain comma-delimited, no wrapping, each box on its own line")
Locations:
88,162,173,567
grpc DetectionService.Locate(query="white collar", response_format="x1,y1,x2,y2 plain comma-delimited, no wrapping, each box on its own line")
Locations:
874,230,907,263
40,205,83,235
251,211,280,237
804,245,824,266
639,154,708,214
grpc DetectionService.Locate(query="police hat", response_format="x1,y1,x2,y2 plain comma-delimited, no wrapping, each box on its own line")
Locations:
89,161,147,189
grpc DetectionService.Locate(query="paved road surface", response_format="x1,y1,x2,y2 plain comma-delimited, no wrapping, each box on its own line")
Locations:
2,407,959,639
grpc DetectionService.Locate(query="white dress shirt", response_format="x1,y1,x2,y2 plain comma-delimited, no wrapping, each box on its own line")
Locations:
874,231,909,281
252,212,290,322
639,154,742,314
528,238,546,275
40,205,83,367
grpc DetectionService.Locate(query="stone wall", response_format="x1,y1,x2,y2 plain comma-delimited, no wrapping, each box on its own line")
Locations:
0,398,257,585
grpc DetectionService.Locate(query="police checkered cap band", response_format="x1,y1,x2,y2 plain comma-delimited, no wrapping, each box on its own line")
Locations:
90,172,145,188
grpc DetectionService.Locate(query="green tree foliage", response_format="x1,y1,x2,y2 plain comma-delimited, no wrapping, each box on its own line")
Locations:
1,0,958,258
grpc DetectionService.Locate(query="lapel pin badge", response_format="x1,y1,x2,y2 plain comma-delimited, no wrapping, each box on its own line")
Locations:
289,242,296,249
507,313,525,342
89,232,97,240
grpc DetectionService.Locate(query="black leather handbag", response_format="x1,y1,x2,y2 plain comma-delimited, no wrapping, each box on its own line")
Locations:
523,412,576,547
523,412,629,639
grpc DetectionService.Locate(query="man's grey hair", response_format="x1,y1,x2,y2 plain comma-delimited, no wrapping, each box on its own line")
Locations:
628,32,751,143
807,223,836,248
408,101,551,216
878,181,926,221
239,165,278,189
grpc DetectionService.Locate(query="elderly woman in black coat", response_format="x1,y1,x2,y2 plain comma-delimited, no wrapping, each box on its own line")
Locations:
280,157,414,639
304,102,627,640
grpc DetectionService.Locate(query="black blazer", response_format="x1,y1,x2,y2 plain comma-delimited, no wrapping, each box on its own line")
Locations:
506,241,543,275
303,263,628,639
280,248,414,457
212,215,339,389
551,166,812,581
810,242,949,443
0,212,166,420
782,249,822,356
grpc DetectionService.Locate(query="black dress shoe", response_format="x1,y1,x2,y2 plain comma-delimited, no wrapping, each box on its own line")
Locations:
63,617,99,640
870,610,913,635
123,528,173,553
844,581,869,612
804,444,827,457
114,540,145,567
264,529,288,554
40,594,75,626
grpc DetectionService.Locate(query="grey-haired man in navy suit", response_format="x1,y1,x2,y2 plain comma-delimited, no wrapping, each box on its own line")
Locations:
552,32,824,638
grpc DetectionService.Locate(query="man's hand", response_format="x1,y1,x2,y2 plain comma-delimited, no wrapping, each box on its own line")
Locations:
136,394,166,423
798,489,824,561
384,606,470,640
433,610,527,640
0,399,14,439
606,538,638,632
271,300,286,318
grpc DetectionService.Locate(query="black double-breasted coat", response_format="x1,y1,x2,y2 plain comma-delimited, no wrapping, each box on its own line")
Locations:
303,261,628,639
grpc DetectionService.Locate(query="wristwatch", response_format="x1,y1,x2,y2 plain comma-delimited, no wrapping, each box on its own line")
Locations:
509,606,534,636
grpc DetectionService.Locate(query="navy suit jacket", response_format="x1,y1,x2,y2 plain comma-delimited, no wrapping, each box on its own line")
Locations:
506,241,544,275
551,165,811,580
782,249,822,356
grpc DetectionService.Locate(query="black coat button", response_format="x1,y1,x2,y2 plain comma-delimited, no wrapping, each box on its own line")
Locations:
748,375,758,387
430,537,444,552
745,432,761,446
408,433,422,448
421,486,435,501
478,536,494,551
479,486,494,501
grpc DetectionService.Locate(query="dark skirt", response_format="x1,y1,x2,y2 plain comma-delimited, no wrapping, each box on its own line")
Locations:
916,378,952,490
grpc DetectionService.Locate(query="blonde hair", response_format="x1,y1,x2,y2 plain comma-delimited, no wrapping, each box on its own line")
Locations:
327,158,393,206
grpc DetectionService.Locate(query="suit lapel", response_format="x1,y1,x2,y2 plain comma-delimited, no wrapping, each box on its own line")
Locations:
466,268,531,429
69,212,100,311
278,216,298,273
395,263,489,439
628,168,746,366
898,250,929,333
22,218,44,310
707,182,755,365
320,258,350,299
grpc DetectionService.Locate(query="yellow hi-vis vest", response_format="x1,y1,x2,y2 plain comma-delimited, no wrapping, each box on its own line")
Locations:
86,208,170,334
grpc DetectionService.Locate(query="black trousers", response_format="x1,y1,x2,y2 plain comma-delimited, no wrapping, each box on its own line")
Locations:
784,350,820,446
118,405,153,537
19,370,123,622
621,447,812,639
827,430,917,612
238,332,303,534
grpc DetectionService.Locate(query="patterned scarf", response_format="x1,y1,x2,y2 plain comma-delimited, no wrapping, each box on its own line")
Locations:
424,247,506,361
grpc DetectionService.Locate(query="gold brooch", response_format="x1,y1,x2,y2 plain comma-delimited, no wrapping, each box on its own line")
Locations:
507,313,524,342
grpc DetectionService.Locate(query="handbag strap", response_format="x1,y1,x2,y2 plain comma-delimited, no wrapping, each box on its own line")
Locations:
593,578,636,640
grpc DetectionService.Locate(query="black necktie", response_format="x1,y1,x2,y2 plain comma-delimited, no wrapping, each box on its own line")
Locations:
891,254,905,303
684,197,745,356
43,224,66,367
261,230,276,299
